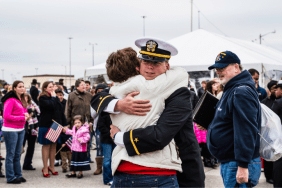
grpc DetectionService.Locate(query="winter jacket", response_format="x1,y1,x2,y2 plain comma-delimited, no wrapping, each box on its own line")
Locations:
1,91,27,129
65,90,93,129
30,85,39,105
267,97,282,123
197,87,205,99
261,94,276,108
27,100,40,126
65,123,90,152
38,95,67,128
194,123,207,143
207,70,261,168
97,112,113,144
190,90,199,109
257,85,267,102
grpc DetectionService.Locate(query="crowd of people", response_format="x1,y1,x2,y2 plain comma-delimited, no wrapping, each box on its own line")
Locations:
0,36,282,188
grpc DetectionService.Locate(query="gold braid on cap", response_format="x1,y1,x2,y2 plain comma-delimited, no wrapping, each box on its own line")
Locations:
139,51,171,58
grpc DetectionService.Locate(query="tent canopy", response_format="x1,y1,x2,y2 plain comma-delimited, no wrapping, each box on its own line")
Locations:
85,29,282,77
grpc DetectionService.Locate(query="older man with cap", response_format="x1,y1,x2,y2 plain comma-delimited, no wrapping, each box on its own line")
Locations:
206,51,261,187
91,37,205,187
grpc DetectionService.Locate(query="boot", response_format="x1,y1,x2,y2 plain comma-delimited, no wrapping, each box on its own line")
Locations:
0,162,5,178
93,157,103,175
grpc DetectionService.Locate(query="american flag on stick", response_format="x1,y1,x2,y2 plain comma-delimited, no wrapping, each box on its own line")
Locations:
65,136,72,150
45,120,63,143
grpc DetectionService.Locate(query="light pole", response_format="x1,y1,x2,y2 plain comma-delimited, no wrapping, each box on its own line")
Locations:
259,30,276,44
191,0,193,32
198,11,200,29
62,65,67,78
69,37,73,88
141,16,146,36
1,69,4,80
89,43,97,66
35,68,38,76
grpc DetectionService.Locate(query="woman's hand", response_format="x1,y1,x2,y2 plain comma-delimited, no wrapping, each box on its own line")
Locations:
51,91,56,97
24,113,29,121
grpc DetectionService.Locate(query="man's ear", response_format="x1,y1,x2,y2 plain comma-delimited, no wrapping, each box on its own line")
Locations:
166,63,170,70
136,67,140,72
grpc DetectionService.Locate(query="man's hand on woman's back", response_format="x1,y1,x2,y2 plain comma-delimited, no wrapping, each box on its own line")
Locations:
114,92,151,116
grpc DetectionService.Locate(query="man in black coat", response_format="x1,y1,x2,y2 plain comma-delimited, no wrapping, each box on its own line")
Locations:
267,80,282,187
96,87,115,186
261,80,277,184
30,79,39,105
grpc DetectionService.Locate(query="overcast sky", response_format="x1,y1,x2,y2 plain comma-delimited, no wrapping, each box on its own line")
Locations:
1,0,282,84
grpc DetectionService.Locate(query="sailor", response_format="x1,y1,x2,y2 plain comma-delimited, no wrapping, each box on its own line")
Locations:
91,37,205,187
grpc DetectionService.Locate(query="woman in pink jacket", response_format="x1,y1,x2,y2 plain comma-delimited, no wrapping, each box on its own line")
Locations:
63,115,90,179
1,81,29,184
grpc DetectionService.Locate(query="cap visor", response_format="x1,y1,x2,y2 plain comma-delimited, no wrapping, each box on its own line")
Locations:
208,63,229,70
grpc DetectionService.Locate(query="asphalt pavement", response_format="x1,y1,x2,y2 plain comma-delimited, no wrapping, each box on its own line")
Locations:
0,142,271,188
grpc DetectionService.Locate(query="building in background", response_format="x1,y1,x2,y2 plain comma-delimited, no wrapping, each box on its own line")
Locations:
23,74,75,88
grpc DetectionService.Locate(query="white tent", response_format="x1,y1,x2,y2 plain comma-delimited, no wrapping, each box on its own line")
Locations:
168,29,282,73
85,29,282,80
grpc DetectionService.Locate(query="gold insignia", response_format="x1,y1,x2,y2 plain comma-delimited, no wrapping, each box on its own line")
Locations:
99,97,102,100
146,40,157,52
134,138,139,143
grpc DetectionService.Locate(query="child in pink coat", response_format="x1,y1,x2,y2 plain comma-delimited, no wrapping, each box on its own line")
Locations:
63,115,90,179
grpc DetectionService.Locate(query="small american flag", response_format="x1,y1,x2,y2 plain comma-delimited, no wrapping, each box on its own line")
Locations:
65,136,72,150
45,121,63,143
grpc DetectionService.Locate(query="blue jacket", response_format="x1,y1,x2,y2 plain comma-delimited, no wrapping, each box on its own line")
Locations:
257,85,267,102
207,70,261,168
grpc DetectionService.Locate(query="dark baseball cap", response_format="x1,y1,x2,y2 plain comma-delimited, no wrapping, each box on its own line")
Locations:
208,51,241,70
267,80,278,90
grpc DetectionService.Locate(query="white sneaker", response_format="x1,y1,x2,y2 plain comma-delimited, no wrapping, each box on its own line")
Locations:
106,181,113,186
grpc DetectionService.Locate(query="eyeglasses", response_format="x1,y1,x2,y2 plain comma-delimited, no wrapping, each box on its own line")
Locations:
215,66,228,72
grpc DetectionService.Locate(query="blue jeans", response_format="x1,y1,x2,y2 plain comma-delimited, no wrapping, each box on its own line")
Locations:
111,172,179,188
2,130,25,182
220,157,261,188
95,129,103,157
101,142,115,184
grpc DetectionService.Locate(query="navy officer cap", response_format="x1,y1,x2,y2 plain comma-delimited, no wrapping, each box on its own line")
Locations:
208,51,241,70
135,37,178,62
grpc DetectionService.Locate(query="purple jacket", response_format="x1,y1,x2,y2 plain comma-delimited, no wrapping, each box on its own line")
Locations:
66,124,90,152
194,123,207,144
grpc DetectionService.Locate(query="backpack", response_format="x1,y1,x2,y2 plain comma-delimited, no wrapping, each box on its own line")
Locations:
259,103,282,161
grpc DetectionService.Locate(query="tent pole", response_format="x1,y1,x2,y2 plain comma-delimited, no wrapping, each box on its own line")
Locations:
261,63,264,88
210,69,214,80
